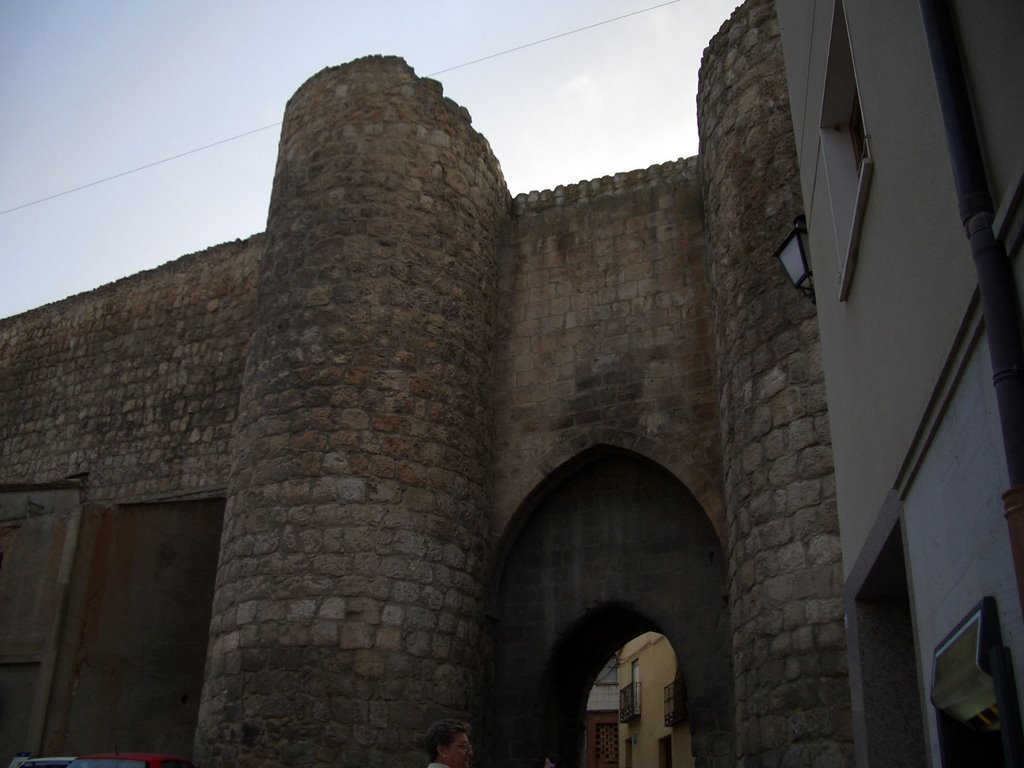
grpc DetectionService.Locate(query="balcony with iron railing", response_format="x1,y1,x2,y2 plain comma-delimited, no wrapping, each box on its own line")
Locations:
664,680,687,726
619,681,641,722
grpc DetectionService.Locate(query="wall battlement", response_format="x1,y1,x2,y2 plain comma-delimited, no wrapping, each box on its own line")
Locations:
511,156,700,215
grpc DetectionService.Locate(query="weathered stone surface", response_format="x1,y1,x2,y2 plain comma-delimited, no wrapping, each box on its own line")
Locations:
493,159,724,543
195,56,509,768
491,454,732,768
698,1,853,765
0,237,259,501
0,4,854,766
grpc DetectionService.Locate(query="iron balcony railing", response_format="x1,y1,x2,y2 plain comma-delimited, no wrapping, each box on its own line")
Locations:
664,680,687,726
619,681,641,722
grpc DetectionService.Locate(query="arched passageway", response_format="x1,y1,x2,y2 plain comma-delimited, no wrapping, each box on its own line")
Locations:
487,448,732,768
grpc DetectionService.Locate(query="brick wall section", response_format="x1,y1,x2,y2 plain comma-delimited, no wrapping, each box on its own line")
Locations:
195,57,510,768
0,237,260,502
697,1,853,766
492,158,724,540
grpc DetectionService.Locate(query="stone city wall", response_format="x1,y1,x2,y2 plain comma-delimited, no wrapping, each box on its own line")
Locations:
493,158,723,540
0,2,860,762
487,161,732,767
698,0,852,765
0,237,260,503
195,57,510,768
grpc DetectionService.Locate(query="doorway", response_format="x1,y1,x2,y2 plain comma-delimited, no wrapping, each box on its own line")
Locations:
487,449,732,768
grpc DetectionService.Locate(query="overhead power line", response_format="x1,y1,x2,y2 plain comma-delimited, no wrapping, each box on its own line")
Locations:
0,0,680,218
426,0,680,77
0,124,282,216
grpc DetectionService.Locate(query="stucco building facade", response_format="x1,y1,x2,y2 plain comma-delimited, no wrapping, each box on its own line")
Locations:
616,633,694,768
775,0,1024,765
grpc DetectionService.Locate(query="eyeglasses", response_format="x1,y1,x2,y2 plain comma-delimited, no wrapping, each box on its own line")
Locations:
451,743,472,752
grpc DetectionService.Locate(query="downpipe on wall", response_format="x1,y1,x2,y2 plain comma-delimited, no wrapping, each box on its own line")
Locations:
918,0,1024,622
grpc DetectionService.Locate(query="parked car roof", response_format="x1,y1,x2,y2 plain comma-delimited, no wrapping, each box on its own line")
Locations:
67,756,194,768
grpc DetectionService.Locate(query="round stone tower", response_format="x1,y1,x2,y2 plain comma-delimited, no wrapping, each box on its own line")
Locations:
698,1,853,766
195,56,509,767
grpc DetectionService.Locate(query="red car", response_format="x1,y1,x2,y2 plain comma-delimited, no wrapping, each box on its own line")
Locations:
66,756,194,768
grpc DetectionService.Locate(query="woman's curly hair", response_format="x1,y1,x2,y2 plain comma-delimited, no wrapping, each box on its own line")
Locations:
423,719,471,760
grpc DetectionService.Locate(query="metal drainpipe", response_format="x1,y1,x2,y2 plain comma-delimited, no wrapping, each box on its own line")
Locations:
918,0,1024,620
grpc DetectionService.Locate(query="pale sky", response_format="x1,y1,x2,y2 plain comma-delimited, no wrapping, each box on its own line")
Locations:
0,0,738,319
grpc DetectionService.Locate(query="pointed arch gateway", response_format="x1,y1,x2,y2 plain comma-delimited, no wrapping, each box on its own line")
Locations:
486,447,733,768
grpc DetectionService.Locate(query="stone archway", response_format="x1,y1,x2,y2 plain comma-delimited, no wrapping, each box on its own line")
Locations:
486,448,733,768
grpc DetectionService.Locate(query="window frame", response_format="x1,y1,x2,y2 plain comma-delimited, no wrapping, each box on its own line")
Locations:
819,0,873,301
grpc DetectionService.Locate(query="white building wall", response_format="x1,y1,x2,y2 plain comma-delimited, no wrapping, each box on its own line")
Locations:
903,334,1024,757
774,0,1024,764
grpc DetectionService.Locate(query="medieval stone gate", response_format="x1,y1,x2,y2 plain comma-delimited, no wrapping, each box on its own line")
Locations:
488,447,731,767
0,2,851,766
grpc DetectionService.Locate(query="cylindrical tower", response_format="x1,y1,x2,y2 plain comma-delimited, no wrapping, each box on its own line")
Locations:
698,1,853,766
196,56,510,767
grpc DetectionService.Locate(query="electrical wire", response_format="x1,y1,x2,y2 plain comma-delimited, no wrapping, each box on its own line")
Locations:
0,0,680,217
0,124,282,216
426,0,679,77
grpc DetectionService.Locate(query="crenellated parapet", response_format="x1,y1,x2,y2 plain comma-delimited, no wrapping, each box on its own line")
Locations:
511,157,700,216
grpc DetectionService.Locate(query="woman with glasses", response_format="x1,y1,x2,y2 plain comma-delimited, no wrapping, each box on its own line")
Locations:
424,719,474,768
